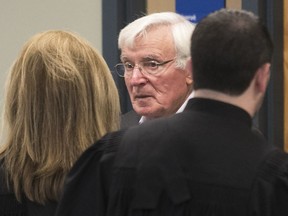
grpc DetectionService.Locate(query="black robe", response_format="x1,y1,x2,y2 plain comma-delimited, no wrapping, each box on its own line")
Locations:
120,110,140,129
56,98,288,216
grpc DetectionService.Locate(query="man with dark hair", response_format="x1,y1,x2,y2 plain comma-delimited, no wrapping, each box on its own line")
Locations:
191,9,273,96
56,9,288,216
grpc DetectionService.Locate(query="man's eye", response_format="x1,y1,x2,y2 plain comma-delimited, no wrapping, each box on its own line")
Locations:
143,61,159,69
124,63,134,70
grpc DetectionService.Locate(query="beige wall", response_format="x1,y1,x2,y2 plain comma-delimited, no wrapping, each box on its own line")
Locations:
0,0,102,142
147,0,175,13
226,0,242,9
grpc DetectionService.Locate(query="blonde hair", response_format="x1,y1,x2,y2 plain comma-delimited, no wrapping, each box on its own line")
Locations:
0,30,120,203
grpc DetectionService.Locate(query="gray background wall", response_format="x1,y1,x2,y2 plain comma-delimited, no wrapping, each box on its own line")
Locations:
0,0,102,142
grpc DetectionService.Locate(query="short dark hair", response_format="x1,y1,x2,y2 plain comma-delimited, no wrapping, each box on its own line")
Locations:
191,9,273,95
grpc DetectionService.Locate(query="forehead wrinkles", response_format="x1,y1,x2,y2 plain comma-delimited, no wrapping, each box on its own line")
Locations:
135,25,173,47
121,26,176,61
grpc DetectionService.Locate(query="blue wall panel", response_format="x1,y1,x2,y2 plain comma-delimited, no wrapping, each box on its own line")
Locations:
176,0,225,23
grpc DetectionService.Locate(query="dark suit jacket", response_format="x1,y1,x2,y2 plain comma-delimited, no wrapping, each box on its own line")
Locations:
56,98,288,216
120,110,140,129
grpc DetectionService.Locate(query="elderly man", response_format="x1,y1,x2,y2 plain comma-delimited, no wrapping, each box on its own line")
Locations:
114,12,195,128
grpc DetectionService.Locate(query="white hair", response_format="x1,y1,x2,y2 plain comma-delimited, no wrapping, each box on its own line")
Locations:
118,12,195,69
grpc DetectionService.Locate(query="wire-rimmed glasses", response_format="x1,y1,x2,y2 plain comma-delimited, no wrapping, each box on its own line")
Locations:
114,59,175,78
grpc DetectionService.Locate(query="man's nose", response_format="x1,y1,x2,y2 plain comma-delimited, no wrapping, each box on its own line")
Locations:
129,67,148,85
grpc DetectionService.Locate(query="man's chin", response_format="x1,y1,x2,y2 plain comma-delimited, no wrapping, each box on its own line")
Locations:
133,97,153,105
132,99,152,110
134,106,154,117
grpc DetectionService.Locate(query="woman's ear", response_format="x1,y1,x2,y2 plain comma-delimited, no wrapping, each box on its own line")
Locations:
185,58,193,85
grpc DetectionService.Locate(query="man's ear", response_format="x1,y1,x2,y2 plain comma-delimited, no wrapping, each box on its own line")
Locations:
185,58,193,85
255,63,271,93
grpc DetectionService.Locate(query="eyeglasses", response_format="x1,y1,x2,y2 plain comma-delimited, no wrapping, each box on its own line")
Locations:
114,59,175,78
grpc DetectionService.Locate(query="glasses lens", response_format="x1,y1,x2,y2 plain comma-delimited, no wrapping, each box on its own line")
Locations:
115,64,125,77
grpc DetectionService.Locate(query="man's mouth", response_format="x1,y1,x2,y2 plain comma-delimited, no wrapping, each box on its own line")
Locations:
135,95,151,99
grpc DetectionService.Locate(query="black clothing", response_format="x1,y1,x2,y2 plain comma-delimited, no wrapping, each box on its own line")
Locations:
120,110,140,129
0,162,57,216
56,98,288,216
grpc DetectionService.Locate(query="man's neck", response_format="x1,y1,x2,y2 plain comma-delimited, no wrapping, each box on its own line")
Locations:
139,91,195,124
193,89,257,117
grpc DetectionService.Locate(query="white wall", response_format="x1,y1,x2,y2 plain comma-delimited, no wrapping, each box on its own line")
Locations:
0,0,102,136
